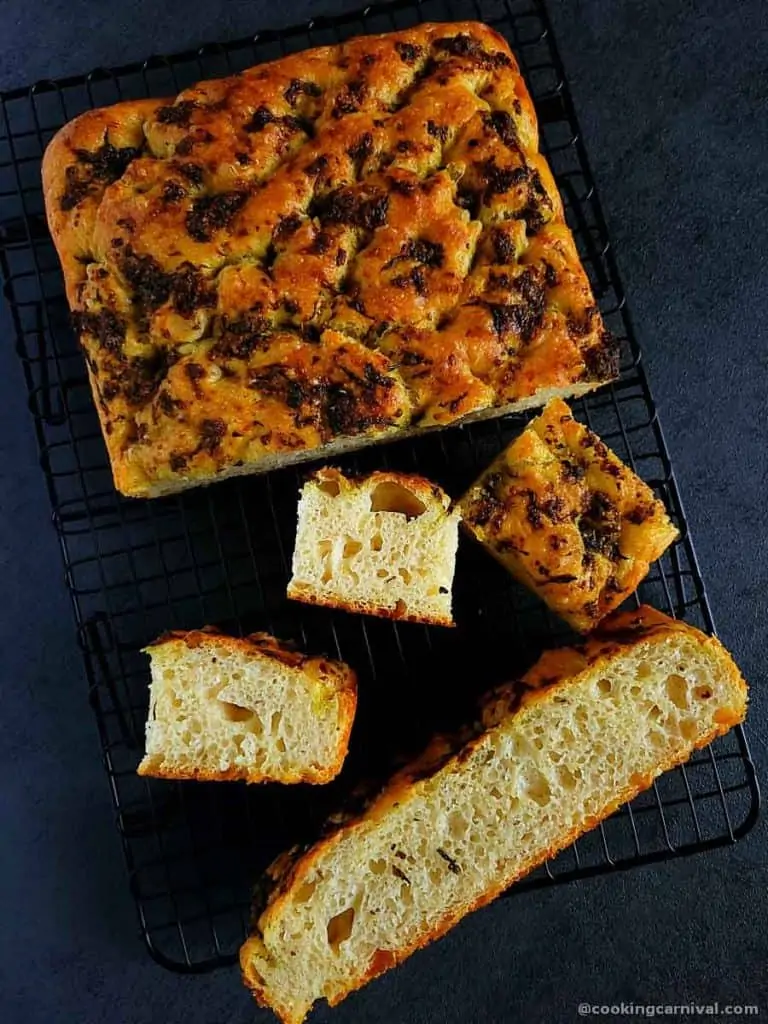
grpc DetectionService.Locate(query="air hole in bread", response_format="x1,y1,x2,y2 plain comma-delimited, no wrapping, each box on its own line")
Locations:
694,685,713,701
343,538,363,558
636,661,652,680
295,880,317,903
558,765,579,790
521,768,551,806
317,476,341,498
597,677,612,695
327,907,355,950
399,567,412,584
370,859,388,875
370,481,426,518
377,568,389,578
665,673,688,710
371,533,383,551
680,719,699,741
219,700,254,723
270,710,282,734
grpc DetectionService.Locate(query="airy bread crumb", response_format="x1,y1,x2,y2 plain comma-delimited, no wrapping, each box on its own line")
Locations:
288,468,460,626
240,607,747,1023
138,629,357,784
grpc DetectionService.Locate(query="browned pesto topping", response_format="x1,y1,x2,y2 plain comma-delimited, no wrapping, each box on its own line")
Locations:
212,314,272,359
426,119,449,142
483,110,519,150
347,131,374,164
331,79,367,119
244,104,312,137
60,142,142,211
579,491,621,559
197,417,226,453
582,332,619,382
310,186,389,231
155,100,198,126
490,228,515,264
283,78,322,106
72,307,126,353
119,247,173,310
160,179,186,204
171,263,216,316
394,41,423,64
387,238,444,269
248,360,396,438
484,270,546,344
185,190,249,242
433,34,511,69
173,161,204,185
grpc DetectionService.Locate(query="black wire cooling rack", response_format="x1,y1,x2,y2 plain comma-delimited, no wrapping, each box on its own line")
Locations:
0,0,759,973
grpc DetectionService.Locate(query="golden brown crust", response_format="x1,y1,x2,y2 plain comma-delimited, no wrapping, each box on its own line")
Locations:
42,23,616,497
138,627,357,785
240,606,748,1021
458,398,679,631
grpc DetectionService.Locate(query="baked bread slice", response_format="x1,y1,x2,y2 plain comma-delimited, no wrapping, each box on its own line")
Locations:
41,22,617,497
240,607,747,1022
458,398,679,630
287,468,460,626
138,628,357,784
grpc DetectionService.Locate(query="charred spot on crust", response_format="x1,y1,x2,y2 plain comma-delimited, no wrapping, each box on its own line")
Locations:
72,308,126,354
562,460,586,483
284,78,322,106
186,190,249,242
626,503,654,525
169,452,188,472
212,314,272,359
387,238,444,270
156,100,198,126
311,186,389,231
567,305,599,338
583,331,620,382
394,41,423,64
235,151,251,165
580,491,621,559
433,34,511,69
525,490,567,529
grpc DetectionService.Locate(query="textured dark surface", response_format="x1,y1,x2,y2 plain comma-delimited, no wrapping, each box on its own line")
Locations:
1,1,766,1022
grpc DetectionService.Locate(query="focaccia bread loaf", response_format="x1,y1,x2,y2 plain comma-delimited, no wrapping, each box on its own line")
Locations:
240,607,747,1022
288,467,460,626
42,22,617,497
458,398,679,630
138,628,357,784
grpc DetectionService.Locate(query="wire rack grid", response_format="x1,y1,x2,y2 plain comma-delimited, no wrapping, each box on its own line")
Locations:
0,0,759,973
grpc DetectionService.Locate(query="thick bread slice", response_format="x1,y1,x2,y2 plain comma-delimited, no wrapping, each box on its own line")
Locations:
288,468,460,626
138,629,357,784
240,607,747,1022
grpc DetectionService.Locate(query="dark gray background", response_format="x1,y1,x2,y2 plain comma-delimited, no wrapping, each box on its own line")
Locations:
1,1,766,1022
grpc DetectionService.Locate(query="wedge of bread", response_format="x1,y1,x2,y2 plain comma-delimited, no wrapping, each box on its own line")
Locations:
458,398,679,631
138,629,357,784
287,468,460,626
240,607,747,1022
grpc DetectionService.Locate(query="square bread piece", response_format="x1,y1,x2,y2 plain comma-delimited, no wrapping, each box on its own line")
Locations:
138,629,357,784
458,398,679,631
288,468,460,626
42,21,617,498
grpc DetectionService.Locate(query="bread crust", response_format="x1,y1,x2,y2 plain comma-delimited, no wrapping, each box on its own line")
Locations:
138,628,357,784
42,22,616,497
240,606,747,1022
